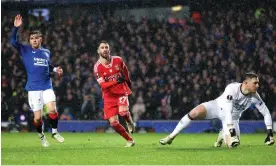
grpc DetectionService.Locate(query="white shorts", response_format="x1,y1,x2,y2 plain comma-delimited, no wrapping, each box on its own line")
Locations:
202,100,240,137
202,100,222,120
28,89,56,112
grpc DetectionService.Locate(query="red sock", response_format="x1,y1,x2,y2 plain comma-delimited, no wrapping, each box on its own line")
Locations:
48,112,58,129
119,111,131,123
33,119,43,133
48,112,58,119
110,121,133,141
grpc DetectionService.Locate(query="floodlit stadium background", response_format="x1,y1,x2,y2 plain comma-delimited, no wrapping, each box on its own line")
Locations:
1,0,276,133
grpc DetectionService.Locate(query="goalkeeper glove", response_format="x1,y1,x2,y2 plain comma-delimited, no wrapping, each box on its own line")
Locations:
265,129,274,146
117,75,125,84
229,128,240,147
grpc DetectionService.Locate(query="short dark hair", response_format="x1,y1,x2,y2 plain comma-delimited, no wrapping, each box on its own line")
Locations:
29,30,43,39
243,72,258,81
97,40,109,48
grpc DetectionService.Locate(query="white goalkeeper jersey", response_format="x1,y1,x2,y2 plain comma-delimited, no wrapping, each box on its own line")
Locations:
215,82,272,127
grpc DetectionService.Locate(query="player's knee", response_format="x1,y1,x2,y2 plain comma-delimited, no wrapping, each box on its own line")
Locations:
110,120,120,127
48,109,57,114
119,106,129,112
33,114,42,122
45,101,57,113
188,111,199,119
47,107,57,114
189,105,206,119
33,117,42,123
119,111,129,117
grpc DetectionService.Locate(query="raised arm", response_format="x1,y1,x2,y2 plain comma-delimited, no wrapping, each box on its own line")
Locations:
10,15,23,50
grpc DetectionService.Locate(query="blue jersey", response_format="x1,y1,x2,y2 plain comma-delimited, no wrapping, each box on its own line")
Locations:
10,27,54,91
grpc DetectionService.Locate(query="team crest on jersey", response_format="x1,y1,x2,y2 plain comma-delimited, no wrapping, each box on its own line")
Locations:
227,95,233,100
115,64,120,71
103,72,107,75
109,69,112,73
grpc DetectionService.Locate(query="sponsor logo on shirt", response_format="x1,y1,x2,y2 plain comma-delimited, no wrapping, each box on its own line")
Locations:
115,64,120,71
233,101,246,111
105,74,118,81
233,98,251,111
34,57,48,66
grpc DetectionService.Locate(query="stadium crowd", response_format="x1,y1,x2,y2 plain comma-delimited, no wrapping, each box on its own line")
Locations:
1,6,276,123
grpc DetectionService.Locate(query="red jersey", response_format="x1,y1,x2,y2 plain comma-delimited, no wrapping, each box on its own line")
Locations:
94,56,132,102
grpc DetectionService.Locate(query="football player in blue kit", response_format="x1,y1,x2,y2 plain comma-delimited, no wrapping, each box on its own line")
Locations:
10,15,64,147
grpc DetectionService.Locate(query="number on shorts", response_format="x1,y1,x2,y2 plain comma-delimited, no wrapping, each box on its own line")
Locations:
119,96,127,104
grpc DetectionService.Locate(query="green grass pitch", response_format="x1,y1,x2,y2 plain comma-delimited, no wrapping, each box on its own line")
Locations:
1,133,276,165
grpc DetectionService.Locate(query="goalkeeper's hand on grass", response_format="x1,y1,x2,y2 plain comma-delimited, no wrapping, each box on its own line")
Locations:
264,129,274,146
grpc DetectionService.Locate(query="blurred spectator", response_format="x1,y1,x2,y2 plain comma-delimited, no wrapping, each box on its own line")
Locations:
1,5,276,120
60,108,73,120
79,94,95,120
131,97,146,122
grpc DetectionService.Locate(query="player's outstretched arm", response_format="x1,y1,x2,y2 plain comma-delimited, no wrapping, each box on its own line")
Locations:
219,84,240,147
222,101,239,147
254,93,274,145
10,15,23,49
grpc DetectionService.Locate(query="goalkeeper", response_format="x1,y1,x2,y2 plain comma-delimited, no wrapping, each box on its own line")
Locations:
160,72,274,148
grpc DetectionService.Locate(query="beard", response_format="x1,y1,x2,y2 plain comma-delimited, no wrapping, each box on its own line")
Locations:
100,52,110,59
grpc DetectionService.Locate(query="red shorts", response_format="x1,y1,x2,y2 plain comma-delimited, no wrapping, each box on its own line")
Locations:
103,96,129,120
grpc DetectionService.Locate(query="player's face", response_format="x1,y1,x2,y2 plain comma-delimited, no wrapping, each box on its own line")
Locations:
246,77,259,93
98,43,110,59
29,34,42,49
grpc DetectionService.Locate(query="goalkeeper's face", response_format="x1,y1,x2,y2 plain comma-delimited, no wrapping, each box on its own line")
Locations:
98,43,110,59
246,77,259,93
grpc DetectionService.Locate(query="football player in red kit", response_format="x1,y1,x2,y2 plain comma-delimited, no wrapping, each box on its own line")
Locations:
93,40,135,147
